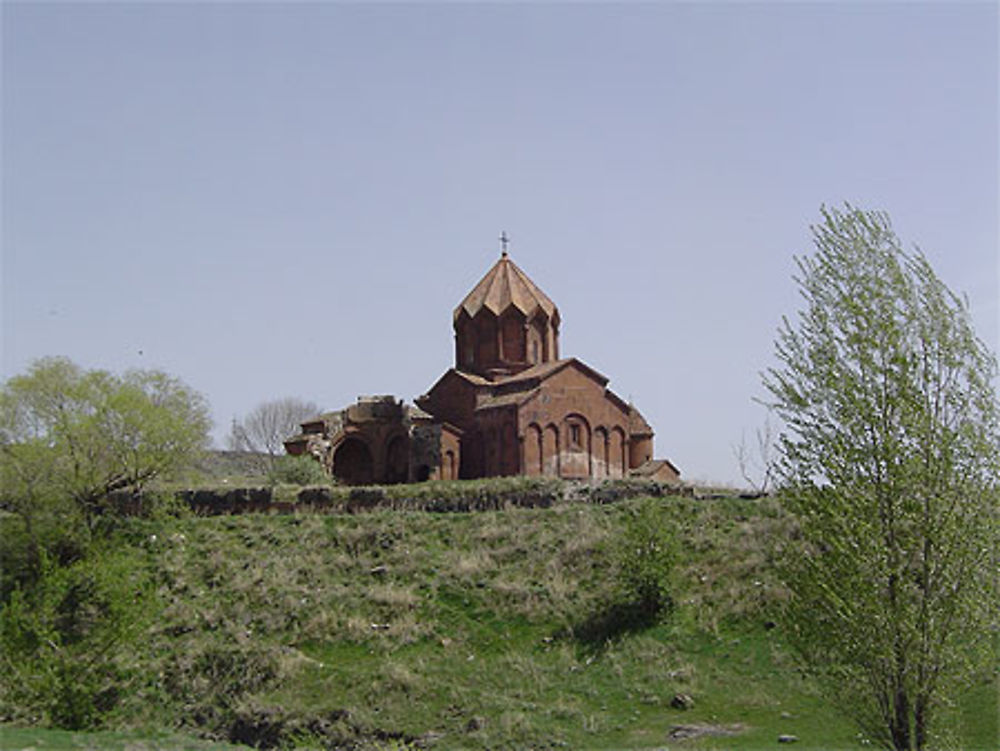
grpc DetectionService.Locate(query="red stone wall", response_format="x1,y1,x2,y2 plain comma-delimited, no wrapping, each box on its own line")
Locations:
417,372,482,478
419,360,660,483
440,428,461,481
629,435,654,470
418,373,478,432
476,407,519,477
517,364,632,481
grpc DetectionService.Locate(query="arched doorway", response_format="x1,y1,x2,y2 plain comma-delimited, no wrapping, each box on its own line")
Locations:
332,437,374,485
384,435,408,484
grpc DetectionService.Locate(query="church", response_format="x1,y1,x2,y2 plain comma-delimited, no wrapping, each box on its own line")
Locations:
284,245,679,486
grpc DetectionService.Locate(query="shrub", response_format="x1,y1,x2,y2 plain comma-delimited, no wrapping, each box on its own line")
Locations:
615,499,677,618
0,546,155,729
158,645,283,732
266,455,330,487
0,498,90,600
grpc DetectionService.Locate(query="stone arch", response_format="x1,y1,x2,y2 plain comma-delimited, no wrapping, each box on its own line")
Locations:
384,434,408,485
593,426,609,479
475,312,498,370
526,316,546,365
562,413,591,478
454,310,476,369
332,436,374,486
443,449,456,480
524,423,543,476
609,426,626,478
563,413,591,447
500,310,526,363
542,423,560,476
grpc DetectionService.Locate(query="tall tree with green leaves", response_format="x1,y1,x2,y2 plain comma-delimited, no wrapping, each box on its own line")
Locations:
0,357,211,536
0,358,207,726
762,205,999,751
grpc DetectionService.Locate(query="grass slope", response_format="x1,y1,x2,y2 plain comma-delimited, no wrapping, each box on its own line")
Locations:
3,493,996,750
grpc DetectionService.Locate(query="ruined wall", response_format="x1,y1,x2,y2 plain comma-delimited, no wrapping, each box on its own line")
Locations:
288,397,460,486
410,423,443,482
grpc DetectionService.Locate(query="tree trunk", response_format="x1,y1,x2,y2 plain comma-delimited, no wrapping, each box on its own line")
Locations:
891,685,911,751
914,694,928,751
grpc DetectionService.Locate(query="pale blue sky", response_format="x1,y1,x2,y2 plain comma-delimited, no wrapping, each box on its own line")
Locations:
3,2,997,485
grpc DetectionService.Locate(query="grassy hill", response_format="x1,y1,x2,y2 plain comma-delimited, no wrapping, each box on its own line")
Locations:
1,485,995,750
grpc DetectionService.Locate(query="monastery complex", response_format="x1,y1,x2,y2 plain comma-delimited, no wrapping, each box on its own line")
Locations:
285,246,679,486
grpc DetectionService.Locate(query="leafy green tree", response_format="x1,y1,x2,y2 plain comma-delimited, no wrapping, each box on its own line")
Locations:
0,357,212,537
762,206,999,751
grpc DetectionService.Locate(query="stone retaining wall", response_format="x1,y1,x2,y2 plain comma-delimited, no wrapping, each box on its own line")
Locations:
108,477,690,517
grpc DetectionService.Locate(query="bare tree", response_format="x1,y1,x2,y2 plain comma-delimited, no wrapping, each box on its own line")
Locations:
732,417,777,495
227,397,320,457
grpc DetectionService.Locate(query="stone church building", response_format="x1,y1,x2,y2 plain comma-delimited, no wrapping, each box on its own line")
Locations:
284,248,679,486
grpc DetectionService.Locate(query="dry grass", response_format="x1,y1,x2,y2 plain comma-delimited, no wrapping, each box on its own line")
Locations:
38,493,907,750
447,550,495,580
366,583,420,610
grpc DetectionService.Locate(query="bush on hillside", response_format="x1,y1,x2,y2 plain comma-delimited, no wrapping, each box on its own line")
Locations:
266,455,330,487
615,499,677,618
0,501,90,600
0,546,155,729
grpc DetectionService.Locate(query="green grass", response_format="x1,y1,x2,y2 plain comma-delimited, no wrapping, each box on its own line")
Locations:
2,493,996,749
0,726,248,750
281,620,866,750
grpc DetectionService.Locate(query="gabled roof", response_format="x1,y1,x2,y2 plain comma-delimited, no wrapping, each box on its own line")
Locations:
420,359,626,419
454,253,559,323
406,404,435,421
629,458,681,480
492,357,609,388
475,387,541,412
628,405,655,437
418,368,490,404
452,369,493,386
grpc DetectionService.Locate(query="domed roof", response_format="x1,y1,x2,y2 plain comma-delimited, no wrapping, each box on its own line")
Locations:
454,252,559,323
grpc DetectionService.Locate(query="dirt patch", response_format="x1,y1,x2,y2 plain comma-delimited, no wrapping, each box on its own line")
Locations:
669,723,747,741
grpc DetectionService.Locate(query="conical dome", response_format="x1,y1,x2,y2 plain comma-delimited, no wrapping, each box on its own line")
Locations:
453,252,560,379
454,252,558,324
